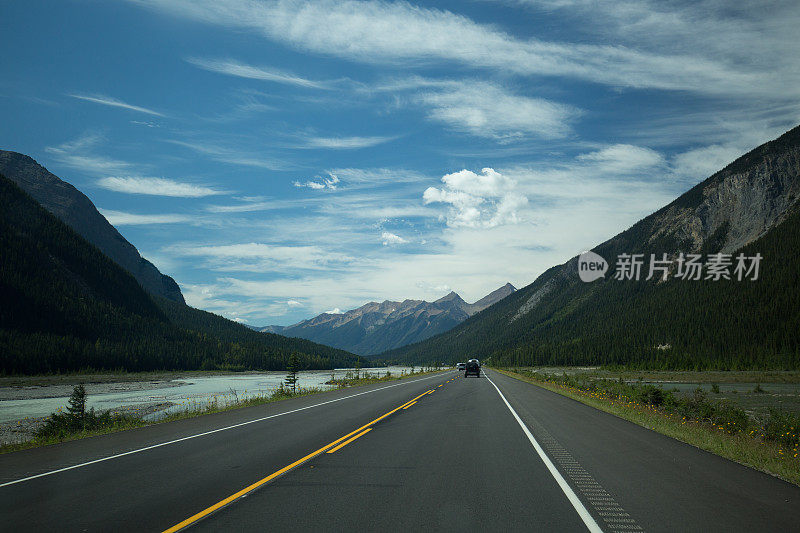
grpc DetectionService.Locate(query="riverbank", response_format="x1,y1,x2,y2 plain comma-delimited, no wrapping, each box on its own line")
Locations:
0,368,443,452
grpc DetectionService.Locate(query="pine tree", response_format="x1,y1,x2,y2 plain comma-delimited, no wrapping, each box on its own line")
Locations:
285,353,300,393
67,384,87,429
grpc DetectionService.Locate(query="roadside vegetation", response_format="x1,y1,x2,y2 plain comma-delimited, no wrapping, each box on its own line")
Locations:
497,368,800,486
1,385,147,454
325,365,437,387
1,367,442,454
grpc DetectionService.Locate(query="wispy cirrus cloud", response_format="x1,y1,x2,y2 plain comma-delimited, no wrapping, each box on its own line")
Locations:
99,209,194,225
186,57,330,89
419,81,580,141
45,134,134,175
495,0,800,69
299,135,396,150
205,197,283,213
293,173,339,190
166,139,291,170
327,167,430,186
69,93,164,116
353,76,579,142
131,0,776,96
165,242,358,272
97,176,227,197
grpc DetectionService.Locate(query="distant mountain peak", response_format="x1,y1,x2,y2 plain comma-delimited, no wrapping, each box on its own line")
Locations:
435,291,465,304
258,283,517,355
470,282,516,313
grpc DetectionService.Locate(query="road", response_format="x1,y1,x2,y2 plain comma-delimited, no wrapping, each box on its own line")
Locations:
1,369,799,532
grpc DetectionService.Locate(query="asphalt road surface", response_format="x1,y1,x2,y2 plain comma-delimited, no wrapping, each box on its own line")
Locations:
2,369,799,532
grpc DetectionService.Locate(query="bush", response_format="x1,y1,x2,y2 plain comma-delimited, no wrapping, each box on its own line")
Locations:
516,369,798,446
708,401,750,434
760,409,800,448
638,385,664,406
35,385,142,440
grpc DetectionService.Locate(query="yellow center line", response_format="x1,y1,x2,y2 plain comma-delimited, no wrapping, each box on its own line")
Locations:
162,388,435,533
326,428,372,453
401,401,417,410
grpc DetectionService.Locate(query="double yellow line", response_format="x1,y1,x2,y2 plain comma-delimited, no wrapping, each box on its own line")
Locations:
163,388,435,532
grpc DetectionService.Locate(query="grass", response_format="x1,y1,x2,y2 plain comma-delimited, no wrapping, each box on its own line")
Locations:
0,368,444,455
495,368,800,486
0,415,147,454
577,368,800,384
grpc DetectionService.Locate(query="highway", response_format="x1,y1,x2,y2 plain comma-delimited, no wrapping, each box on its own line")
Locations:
2,369,799,532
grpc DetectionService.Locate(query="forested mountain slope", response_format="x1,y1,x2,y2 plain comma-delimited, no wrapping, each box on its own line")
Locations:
0,174,365,374
0,150,184,303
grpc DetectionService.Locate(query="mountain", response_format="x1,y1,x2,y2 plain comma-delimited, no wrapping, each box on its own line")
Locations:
0,172,366,374
0,151,184,303
260,283,516,355
384,125,800,370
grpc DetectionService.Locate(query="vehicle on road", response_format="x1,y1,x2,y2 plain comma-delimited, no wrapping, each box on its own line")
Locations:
456,362,466,370
465,359,480,377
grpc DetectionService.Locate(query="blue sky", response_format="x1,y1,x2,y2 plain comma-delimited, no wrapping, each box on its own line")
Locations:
2,0,799,326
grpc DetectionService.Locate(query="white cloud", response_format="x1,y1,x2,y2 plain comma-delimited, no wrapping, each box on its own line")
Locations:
205,199,282,213
381,232,408,246
419,82,579,140
287,299,303,307
166,139,290,170
301,136,394,149
326,167,430,186
416,282,451,294
165,242,357,272
45,134,133,175
99,209,193,225
663,119,799,181
131,0,781,96
69,93,164,116
186,57,329,89
130,120,160,128
182,283,293,321
576,144,665,174
671,144,746,181
97,176,226,197
293,173,339,190
502,0,799,69
423,168,528,228
324,308,343,314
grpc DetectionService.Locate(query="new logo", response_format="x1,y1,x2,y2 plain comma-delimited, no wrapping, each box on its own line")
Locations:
578,250,608,282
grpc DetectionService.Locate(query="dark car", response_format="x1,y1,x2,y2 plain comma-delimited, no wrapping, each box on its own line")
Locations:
465,359,480,377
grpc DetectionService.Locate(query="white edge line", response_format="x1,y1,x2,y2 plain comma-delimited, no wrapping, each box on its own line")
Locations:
1,371,453,488
485,373,603,533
